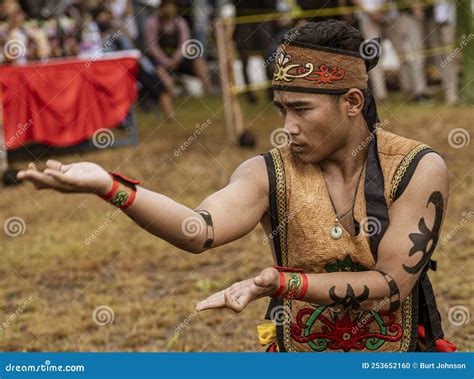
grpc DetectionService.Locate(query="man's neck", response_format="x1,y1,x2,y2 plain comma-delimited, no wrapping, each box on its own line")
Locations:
318,119,372,183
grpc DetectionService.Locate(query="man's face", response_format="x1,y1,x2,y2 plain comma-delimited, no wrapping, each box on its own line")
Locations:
273,90,349,164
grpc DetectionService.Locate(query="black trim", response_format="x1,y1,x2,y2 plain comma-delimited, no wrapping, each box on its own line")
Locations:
261,151,287,352
272,85,351,95
364,133,390,261
393,148,436,201
261,152,283,266
418,273,444,351
408,280,420,352
282,40,365,59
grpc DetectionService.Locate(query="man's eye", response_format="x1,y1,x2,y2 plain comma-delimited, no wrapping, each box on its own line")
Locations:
295,108,307,114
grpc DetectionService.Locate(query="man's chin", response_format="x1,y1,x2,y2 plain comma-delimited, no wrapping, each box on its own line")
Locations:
290,150,319,164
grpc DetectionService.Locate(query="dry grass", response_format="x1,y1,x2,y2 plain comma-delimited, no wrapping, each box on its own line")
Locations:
1,94,472,351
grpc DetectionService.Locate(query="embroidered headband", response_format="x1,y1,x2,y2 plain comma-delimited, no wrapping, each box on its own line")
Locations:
272,40,370,94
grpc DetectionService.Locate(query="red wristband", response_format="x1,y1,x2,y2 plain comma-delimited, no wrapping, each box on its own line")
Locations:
100,172,141,209
272,272,287,298
271,266,308,300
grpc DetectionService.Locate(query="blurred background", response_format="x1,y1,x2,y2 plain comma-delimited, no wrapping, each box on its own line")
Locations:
0,0,472,351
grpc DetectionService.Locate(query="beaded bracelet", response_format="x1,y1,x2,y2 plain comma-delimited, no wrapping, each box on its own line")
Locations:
100,172,141,209
271,266,308,300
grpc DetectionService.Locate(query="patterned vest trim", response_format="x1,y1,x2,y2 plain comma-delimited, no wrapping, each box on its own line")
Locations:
262,130,440,352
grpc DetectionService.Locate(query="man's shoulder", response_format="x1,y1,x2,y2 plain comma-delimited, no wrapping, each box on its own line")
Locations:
230,155,269,193
376,129,428,157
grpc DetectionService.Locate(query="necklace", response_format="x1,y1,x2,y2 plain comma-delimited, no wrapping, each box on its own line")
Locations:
329,166,364,240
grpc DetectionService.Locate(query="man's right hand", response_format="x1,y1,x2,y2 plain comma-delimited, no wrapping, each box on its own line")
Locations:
17,159,113,195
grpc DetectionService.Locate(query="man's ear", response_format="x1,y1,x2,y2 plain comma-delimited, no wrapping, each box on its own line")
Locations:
343,89,365,117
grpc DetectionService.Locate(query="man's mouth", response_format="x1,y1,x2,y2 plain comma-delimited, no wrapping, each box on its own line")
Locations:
290,142,305,151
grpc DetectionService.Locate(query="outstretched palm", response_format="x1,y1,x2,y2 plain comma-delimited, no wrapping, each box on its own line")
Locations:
17,159,112,195
195,267,279,313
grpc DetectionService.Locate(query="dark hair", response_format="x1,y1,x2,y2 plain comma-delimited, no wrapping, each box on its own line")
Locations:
280,19,371,112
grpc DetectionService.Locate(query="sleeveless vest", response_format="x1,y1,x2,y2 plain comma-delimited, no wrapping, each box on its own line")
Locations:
262,129,445,352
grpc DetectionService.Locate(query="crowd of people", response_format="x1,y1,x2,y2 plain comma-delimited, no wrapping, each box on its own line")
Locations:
0,0,463,121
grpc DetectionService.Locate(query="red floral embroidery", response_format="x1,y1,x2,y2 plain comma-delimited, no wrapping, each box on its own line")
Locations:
291,307,403,352
297,64,345,84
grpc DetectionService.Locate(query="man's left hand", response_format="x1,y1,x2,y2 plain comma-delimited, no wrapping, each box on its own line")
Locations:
195,267,279,313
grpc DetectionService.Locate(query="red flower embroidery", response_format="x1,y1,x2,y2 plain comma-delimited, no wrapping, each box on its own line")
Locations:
297,64,345,84
291,307,403,352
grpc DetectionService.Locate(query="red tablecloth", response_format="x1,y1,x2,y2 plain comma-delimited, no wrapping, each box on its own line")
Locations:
0,54,138,150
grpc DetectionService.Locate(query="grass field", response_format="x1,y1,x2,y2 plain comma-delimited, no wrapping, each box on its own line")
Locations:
1,93,473,351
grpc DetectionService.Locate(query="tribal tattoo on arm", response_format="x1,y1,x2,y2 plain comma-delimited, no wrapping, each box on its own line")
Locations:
377,270,401,313
403,191,444,274
195,210,214,249
328,284,369,310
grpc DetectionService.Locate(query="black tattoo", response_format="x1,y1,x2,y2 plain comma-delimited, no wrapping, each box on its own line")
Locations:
329,284,369,310
196,210,214,249
403,191,444,274
377,270,400,313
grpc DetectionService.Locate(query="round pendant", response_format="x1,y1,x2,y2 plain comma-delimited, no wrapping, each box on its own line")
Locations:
331,225,343,240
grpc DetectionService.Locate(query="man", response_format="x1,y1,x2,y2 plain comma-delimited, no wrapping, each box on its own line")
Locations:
17,20,454,352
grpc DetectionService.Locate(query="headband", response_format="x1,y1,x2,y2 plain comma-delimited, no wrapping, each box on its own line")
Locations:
272,39,380,94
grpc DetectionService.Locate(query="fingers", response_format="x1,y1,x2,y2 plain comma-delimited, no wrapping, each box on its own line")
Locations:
45,159,68,172
16,168,60,190
43,168,76,186
224,290,244,312
195,292,225,312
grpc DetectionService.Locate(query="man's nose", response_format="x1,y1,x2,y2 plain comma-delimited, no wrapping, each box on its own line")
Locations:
283,115,300,136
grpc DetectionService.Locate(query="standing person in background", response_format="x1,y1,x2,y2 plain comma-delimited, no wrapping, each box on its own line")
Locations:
232,0,277,104
431,0,459,105
356,0,409,102
398,1,432,102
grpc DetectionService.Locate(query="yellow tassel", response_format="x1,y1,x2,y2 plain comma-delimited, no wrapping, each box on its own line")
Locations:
256,322,277,347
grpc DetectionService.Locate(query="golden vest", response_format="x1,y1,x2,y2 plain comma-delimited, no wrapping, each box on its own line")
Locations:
263,130,433,352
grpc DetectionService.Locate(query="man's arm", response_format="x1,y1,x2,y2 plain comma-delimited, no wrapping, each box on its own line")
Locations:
122,156,269,253
17,156,269,254
196,153,449,313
